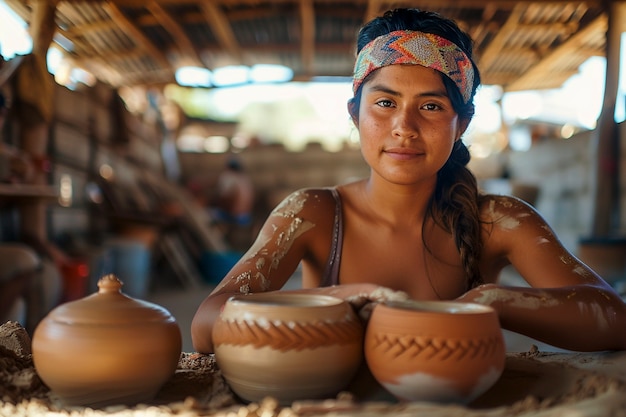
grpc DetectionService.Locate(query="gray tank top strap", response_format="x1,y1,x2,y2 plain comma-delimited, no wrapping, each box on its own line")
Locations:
320,187,343,287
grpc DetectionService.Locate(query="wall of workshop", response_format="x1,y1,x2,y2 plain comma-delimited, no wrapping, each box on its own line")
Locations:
49,82,166,244
181,120,626,262
178,142,371,222
495,122,626,255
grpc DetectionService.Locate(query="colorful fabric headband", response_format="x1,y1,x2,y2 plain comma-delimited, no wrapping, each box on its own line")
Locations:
352,30,475,104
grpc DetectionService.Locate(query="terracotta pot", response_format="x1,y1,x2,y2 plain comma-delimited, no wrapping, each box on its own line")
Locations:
212,292,364,404
32,274,182,407
365,300,505,404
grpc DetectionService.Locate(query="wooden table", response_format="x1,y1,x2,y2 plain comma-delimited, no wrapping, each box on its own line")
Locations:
2,315,626,417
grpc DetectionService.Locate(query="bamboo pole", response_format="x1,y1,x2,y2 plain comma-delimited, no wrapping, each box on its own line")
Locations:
591,0,624,237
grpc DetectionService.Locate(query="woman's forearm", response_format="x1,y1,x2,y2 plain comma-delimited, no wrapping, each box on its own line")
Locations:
191,292,239,354
460,284,626,352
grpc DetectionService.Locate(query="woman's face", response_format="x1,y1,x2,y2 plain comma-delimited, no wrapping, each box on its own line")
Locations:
351,64,467,187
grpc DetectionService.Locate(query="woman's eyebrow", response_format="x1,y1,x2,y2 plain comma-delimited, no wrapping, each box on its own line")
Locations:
366,83,449,99
366,83,401,96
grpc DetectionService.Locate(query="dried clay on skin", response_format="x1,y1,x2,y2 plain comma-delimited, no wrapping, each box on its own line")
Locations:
272,190,308,218
218,191,314,294
487,199,520,231
474,288,561,310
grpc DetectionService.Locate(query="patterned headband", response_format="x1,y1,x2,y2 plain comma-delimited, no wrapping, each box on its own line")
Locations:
352,30,475,104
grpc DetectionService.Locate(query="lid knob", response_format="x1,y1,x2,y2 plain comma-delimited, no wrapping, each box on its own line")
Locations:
97,274,123,294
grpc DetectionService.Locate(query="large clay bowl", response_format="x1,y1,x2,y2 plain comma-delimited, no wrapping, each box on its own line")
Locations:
212,292,364,404
32,274,182,407
365,300,505,404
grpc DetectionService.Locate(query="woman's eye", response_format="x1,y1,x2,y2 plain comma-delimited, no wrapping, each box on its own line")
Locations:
375,99,394,108
422,103,442,111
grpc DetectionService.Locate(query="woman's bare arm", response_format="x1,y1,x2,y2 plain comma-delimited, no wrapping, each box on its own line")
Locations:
462,195,626,351
459,282,626,351
191,189,332,353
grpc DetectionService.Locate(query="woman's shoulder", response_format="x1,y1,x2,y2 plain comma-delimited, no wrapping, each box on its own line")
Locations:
479,193,537,219
479,193,534,212
270,187,340,218
479,193,551,233
268,181,363,222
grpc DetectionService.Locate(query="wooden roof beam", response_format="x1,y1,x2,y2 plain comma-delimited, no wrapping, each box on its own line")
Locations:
199,2,243,64
515,21,578,35
478,4,525,71
146,1,204,67
76,47,149,63
71,0,604,7
102,2,171,69
299,0,315,76
505,14,607,92
53,26,97,56
65,20,118,37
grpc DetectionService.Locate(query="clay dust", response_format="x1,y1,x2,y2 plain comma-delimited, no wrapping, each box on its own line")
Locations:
2,321,626,417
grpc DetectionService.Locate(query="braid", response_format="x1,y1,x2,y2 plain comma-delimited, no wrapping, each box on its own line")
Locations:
426,141,484,289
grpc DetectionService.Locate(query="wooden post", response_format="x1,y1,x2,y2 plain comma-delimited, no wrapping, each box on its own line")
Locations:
30,0,59,58
578,1,626,284
591,0,624,237
15,0,58,243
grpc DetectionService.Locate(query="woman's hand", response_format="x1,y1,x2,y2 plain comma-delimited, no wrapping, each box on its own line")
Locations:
283,283,411,321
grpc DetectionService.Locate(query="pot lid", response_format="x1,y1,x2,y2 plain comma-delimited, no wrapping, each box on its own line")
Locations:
46,274,176,325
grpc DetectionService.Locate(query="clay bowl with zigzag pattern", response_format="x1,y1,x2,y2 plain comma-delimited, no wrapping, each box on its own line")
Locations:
364,300,505,404
212,292,364,404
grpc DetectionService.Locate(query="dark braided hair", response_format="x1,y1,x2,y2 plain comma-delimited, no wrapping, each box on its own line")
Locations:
351,8,485,289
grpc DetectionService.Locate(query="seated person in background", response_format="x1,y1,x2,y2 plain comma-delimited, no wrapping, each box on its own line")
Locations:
191,8,626,354
209,157,255,250
211,157,255,226
0,236,66,332
0,243,41,330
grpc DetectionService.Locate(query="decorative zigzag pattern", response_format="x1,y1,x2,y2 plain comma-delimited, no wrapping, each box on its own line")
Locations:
369,333,503,361
213,319,363,352
352,30,475,103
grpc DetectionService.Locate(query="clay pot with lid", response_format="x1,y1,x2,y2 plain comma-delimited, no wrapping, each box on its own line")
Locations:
32,274,182,407
212,292,364,404
364,300,505,404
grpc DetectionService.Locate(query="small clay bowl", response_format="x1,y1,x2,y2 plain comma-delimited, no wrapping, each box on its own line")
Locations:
364,300,505,404
212,292,364,404
32,274,182,407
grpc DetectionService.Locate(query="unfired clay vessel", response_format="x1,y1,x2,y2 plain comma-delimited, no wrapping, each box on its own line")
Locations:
365,300,505,404
32,274,182,407
212,292,364,404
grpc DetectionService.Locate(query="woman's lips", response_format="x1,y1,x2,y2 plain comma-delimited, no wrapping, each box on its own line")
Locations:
384,148,424,160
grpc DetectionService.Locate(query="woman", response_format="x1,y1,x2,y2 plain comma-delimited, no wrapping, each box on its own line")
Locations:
191,8,626,353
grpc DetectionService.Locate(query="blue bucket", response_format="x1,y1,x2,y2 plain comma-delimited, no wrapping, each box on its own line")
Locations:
90,239,151,299
200,251,242,284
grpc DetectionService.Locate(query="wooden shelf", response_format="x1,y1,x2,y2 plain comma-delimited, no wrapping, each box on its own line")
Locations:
0,183,58,201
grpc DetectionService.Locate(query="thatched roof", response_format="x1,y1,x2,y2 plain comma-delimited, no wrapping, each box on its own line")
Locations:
3,0,615,92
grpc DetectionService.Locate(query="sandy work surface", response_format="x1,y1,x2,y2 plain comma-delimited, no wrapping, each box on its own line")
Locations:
2,321,626,417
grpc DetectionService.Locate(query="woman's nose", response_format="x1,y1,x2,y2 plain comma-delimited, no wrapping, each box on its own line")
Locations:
392,108,419,139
